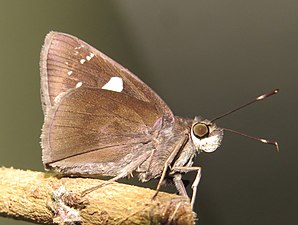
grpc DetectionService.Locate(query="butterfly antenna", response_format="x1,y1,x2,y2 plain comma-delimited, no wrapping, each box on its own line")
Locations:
211,89,279,122
211,89,279,152
222,127,279,152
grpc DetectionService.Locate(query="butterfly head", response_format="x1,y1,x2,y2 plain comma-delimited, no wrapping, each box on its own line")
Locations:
190,116,224,153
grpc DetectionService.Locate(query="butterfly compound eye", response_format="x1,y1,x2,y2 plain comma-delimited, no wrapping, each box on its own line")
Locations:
192,123,209,138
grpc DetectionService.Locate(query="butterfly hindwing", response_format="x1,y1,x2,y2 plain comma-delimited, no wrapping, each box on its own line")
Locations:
41,87,163,176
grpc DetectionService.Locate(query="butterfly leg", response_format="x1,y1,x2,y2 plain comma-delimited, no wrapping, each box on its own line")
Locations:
172,166,202,209
81,150,153,196
173,173,188,198
81,173,124,196
152,134,189,200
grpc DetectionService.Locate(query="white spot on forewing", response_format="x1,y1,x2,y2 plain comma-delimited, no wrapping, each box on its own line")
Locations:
86,52,94,61
80,59,86,64
76,82,83,88
102,77,123,92
67,71,73,76
86,55,91,61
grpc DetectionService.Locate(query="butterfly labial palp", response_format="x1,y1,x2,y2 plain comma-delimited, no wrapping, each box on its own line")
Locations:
40,31,279,209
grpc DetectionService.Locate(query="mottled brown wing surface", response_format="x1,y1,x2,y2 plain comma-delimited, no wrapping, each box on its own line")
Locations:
41,87,162,175
40,31,173,121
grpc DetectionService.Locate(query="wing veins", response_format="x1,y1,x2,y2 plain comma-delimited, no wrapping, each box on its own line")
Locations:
71,97,145,125
54,109,144,125
48,141,151,164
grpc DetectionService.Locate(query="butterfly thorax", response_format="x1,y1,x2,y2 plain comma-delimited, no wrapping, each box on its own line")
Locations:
137,116,197,182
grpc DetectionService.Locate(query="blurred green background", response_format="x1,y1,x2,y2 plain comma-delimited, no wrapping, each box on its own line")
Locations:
0,1,297,224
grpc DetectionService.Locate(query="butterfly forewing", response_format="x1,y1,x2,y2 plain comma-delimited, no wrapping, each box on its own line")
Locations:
40,32,174,122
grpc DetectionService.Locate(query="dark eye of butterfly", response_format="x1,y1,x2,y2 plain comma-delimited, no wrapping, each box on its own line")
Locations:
192,123,209,139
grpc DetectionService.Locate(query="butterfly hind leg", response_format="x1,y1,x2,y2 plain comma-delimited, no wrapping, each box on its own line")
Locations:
81,150,153,196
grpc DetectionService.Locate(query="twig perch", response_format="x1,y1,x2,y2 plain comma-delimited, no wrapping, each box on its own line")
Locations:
0,167,195,224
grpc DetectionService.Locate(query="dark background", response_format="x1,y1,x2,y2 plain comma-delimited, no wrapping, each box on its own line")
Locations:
0,1,297,225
